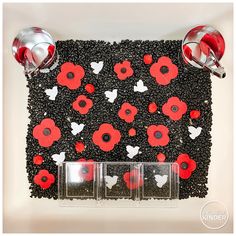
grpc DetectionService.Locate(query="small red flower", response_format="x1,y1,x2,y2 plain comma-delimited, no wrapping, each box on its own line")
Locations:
147,125,170,147
75,141,85,153
156,153,166,162
57,62,85,90
77,158,94,181
33,169,55,189
128,128,136,137
143,54,153,65
172,153,196,179
118,102,138,123
85,84,95,94
190,110,201,119
72,95,93,115
162,97,187,121
92,123,121,152
114,60,134,80
148,102,158,113
33,118,61,147
123,169,143,190
33,155,44,165
150,56,178,85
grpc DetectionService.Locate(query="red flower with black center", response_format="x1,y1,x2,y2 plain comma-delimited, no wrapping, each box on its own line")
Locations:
162,97,187,121
118,102,138,123
150,56,178,85
77,158,94,182
92,123,121,152
114,60,134,80
123,169,143,190
72,95,93,115
33,155,44,165
57,62,85,90
147,125,170,147
33,169,55,189
172,153,196,179
33,118,61,147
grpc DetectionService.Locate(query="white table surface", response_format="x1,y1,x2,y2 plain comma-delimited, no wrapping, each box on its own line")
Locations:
3,2,233,233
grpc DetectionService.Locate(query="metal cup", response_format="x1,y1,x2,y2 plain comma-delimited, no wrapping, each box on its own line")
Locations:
182,25,226,78
12,27,56,77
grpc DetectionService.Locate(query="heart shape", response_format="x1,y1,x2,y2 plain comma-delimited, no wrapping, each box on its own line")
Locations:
45,86,58,100
105,175,118,189
104,89,117,103
71,122,85,135
52,152,65,165
90,61,104,74
154,174,168,188
134,80,148,93
188,126,202,139
126,145,140,159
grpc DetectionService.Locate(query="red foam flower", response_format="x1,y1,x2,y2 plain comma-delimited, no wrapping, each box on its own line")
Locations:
148,102,158,113
147,125,170,147
190,110,201,119
33,118,61,147
150,56,178,85
75,141,85,153
128,128,136,137
92,123,121,152
72,95,93,115
118,102,138,123
114,60,134,80
85,84,95,94
33,169,55,189
77,158,95,182
162,97,187,121
156,153,166,162
172,153,196,179
123,169,143,190
57,62,85,90
33,155,44,165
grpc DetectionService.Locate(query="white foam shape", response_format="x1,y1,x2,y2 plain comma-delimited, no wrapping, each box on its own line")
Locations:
52,152,65,165
105,89,117,103
90,61,104,74
134,80,148,93
188,126,202,139
45,86,58,100
154,175,168,188
126,145,140,159
71,122,85,135
105,175,118,189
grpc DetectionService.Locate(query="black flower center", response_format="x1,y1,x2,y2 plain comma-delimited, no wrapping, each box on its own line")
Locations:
102,133,111,142
81,167,89,174
121,67,127,73
67,72,75,79
171,105,179,112
125,109,131,115
154,131,162,139
41,176,48,182
181,162,189,170
79,100,86,107
160,66,169,74
43,128,51,136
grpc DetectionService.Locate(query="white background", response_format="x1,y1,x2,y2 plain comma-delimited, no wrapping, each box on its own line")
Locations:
3,3,233,233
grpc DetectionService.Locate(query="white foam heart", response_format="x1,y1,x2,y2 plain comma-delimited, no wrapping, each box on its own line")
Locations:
45,86,58,100
154,175,168,188
188,126,202,139
90,61,104,74
134,80,148,93
105,89,117,103
126,145,140,159
105,175,118,189
71,122,85,135
52,152,65,165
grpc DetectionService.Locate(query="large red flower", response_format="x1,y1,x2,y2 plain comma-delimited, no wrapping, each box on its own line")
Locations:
118,102,138,123
123,169,143,190
57,62,85,90
162,97,187,121
92,123,121,152
172,153,196,179
147,125,170,147
72,95,93,115
33,118,61,147
33,169,55,189
77,158,95,182
114,60,134,80
150,56,178,85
